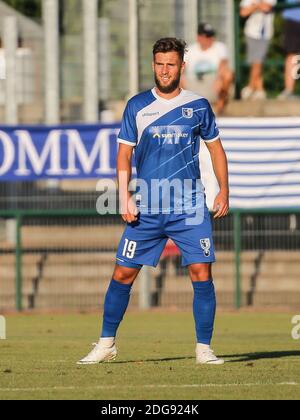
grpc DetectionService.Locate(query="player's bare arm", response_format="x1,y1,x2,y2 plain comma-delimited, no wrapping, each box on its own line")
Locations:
240,3,259,17
205,139,229,219
257,2,274,13
240,2,273,17
117,143,139,224
217,60,233,86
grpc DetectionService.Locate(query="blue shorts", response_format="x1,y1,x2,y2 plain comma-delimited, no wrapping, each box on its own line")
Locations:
116,209,216,269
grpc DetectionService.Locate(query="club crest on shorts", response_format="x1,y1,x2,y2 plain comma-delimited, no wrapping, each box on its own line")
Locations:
182,108,193,119
200,238,211,257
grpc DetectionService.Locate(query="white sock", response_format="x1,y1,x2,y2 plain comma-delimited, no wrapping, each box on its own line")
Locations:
99,337,115,347
197,343,210,352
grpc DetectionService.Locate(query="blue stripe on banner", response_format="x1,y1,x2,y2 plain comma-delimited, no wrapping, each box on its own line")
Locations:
231,206,300,211
230,194,300,199
230,170,300,176
229,159,300,165
226,148,300,153
230,183,300,188
219,125,300,130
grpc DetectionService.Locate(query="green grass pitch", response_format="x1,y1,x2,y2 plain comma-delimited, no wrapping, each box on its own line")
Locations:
0,312,300,400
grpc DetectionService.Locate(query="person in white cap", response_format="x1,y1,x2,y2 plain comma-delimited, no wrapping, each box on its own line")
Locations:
182,23,234,115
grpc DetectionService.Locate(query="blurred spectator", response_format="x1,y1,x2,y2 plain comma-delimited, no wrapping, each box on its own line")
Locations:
0,39,5,105
278,0,300,100
0,37,34,106
0,39,5,78
182,23,234,115
240,0,277,101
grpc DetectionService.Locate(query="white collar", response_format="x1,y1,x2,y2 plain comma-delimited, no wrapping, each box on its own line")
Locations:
151,87,186,104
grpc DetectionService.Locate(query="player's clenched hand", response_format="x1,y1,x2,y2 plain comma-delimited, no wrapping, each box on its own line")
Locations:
120,193,140,224
213,191,229,219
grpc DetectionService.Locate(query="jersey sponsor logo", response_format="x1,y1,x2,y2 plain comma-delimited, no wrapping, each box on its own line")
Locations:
182,108,194,119
152,132,189,140
151,126,190,145
200,238,211,257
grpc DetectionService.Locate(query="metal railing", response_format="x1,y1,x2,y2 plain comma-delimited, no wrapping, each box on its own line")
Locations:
0,208,299,312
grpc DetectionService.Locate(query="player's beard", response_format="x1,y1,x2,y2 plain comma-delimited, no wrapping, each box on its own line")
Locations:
155,71,181,94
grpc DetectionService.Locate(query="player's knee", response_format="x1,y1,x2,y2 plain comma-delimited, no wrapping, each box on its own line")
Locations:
112,265,140,285
189,264,212,282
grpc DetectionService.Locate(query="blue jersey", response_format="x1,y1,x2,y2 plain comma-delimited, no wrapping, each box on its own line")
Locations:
118,88,220,213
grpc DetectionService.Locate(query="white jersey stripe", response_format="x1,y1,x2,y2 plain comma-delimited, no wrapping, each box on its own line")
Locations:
136,89,203,144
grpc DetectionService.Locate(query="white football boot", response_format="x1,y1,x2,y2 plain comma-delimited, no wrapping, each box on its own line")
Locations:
77,338,117,365
196,344,225,365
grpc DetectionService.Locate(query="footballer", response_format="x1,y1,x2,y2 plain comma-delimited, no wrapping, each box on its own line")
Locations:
79,38,229,366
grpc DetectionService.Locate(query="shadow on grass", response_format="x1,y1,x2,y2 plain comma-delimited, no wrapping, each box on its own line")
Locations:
111,351,300,364
221,351,300,363
113,356,194,364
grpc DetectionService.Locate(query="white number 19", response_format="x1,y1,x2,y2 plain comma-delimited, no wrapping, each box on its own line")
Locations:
122,239,137,259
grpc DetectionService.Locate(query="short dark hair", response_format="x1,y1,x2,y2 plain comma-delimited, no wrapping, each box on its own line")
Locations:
197,23,216,38
153,38,187,62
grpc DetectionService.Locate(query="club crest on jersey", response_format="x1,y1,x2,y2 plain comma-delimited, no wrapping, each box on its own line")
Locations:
200,238,211,257
182,108,194,119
